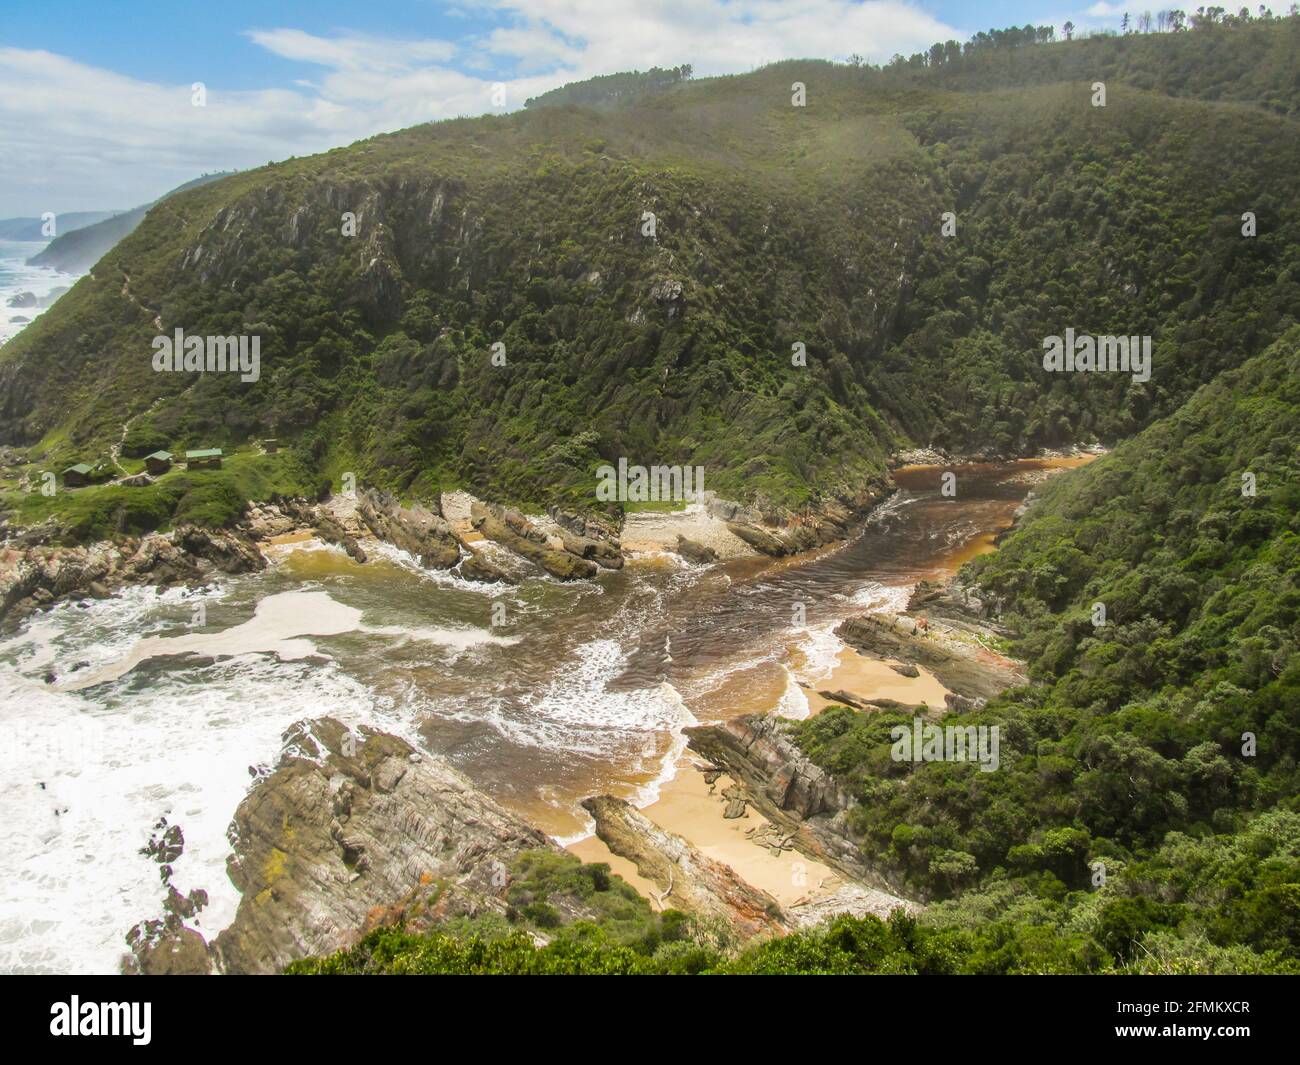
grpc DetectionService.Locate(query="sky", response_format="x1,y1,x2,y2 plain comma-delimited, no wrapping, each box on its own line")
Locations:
0,0,1178,217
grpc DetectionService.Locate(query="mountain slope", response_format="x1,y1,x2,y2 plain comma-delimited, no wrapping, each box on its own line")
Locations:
25,173,234,275
792,325,1300,971
0,20,1297,522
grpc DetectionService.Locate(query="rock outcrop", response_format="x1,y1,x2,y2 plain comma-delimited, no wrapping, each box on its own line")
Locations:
0,525,266,631
356,489,460,569
471,502,597,581
674,535,718,564
560,531,624,569
685,715,892,891
581,795,788,940
835,607,1023,701
210,718,555,974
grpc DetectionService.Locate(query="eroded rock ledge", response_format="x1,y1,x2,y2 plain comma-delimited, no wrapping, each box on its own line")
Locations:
835,581,1026,705
0,523,265,632
683,715,890,891
132,717,559,975
581,795,789,940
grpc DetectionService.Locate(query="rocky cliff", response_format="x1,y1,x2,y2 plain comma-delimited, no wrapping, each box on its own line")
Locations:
128,717,559,975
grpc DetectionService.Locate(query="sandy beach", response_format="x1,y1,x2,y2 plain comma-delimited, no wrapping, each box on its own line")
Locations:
796,640,950,715
566,633,950,911
571,758,845,910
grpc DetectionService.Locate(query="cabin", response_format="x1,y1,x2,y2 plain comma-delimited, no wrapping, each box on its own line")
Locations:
62,463,92,487
184,448,223,470
143,450,173,475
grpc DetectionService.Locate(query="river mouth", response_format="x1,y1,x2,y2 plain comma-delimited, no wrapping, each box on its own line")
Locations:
0,456,1087,972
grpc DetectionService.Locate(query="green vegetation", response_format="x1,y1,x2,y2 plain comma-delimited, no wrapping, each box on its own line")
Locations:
787,329,1300,973
0,448,316,541
289,849,727,975
525,66,694,110
4,14,1298,976
3,16,1298,529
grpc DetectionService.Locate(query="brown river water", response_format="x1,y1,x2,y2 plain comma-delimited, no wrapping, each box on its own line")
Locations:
0,456,1089,972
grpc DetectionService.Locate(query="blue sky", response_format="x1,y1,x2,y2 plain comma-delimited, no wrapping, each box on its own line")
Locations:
0,1,1160,215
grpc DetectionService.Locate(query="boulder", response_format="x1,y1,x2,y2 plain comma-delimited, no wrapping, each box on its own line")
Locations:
674,535,718,564
560,531,624,569
725,522,791,557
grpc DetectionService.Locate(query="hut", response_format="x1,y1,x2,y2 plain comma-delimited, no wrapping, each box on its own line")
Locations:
184,448,223,470
62,463,92,487
261,438,279,454
143,450,173,475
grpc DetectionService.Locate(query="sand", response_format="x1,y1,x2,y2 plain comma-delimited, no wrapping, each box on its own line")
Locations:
57,587,515,691
570,758,845,910
796,642,950,715
60,590,361,691
620,502,756,560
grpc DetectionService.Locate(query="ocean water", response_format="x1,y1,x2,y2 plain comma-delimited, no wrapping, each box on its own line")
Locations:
0,461,1055,973
0,239,78,344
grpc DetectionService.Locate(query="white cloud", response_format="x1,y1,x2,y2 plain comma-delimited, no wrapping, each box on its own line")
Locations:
0,1,960,216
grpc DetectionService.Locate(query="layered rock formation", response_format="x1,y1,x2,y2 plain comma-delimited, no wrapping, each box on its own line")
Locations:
581,795,788,940
684,715,891,891
206,718,556,974
470,501,601,580
0,523,265,631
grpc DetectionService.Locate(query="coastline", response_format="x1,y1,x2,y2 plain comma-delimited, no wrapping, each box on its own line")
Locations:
564,449,1101,918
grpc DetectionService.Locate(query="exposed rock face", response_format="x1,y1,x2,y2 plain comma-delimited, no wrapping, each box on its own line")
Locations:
560,531,624,569
581,795,788,940
787,883,916,928
127,928,213,975
470,501,544,543
174,524,266,575
457,547,512,583
648,277,686,319
685,715,889,890
708,498,761,524
471,503,597,581
548,506,622,545
0,526,267,631
726,521,795,556
674,535,718,564
212,718,555,975
267,497,368,562
724,518,837,558
836,608,1022,701
356,489,460,568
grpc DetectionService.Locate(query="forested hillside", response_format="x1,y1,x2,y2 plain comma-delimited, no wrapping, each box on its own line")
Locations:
1,16,1298,530
293,328,1300,976
790,328,1300,972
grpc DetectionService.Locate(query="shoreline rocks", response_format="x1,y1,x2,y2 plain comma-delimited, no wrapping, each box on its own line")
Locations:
471,502,600,581
581,794,789,940
205,718,557,975
0,523,265,633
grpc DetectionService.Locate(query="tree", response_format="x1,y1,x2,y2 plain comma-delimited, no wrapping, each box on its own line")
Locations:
1063,20,1075,39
